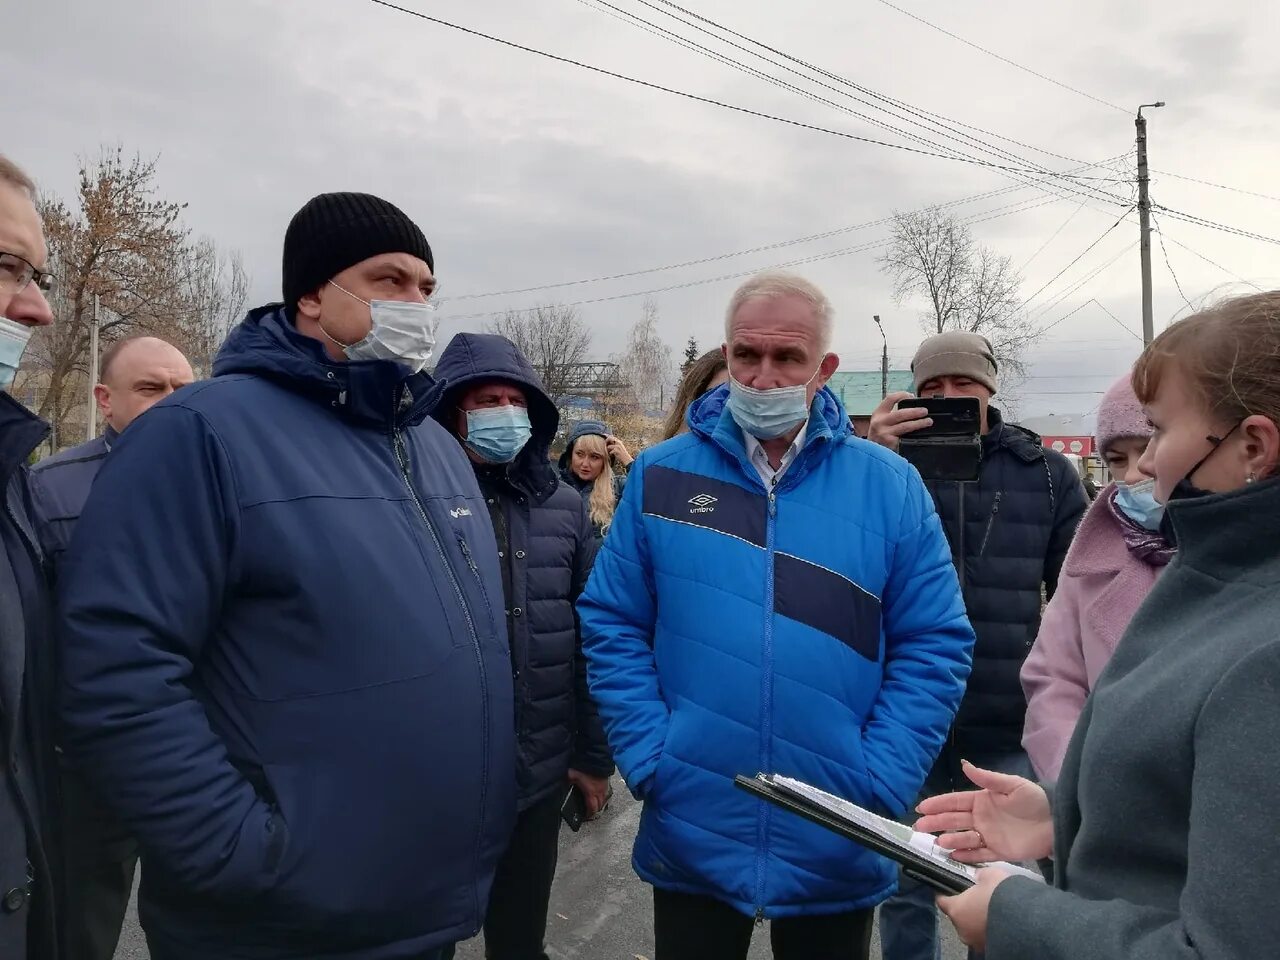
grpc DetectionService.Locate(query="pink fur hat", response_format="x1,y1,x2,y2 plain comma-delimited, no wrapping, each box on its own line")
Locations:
1096,373,1151,454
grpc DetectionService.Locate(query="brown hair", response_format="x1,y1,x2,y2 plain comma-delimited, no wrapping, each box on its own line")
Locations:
1133,290,1280,427
0,155,36,198
661,349,728,440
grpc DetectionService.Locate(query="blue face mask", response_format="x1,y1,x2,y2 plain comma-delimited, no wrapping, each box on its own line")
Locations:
726,368,820,440
1114,477,1164,531
0,316,33,390
465,405,533,464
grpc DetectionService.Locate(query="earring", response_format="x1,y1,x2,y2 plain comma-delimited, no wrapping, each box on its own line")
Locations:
1246,472,1257,485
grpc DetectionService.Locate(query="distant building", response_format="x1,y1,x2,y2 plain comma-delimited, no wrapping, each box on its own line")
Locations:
827,369,915,437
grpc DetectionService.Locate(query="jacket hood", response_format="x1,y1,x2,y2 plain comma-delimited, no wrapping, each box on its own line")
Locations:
213,303,440,428
557,419,610,470
428,333,560,501
986,407,1045,463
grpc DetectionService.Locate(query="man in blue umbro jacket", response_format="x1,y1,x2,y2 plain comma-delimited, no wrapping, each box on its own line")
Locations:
579,272,974,960
56,193,515,960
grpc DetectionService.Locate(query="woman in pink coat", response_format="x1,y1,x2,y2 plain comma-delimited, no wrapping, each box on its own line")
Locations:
1020,374,1174,780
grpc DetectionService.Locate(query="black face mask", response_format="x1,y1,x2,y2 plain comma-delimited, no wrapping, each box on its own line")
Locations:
1158,421,1243,545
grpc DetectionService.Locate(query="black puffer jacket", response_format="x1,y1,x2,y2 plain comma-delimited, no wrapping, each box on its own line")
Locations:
431,334,613,809
925,408,1087,780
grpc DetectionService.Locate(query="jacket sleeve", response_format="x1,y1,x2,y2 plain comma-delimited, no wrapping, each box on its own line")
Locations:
57,404,281,897
570,495,615,777
1020,574,1089,781
577,454,663,799
988,640,1280,960
863,467,975,816
1044,456,1088,601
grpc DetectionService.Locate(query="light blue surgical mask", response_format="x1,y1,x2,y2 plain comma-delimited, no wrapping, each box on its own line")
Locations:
0,316,34,390
465,405,533,463
726,367,820,440
1115,477,1164,531
324,281,439,373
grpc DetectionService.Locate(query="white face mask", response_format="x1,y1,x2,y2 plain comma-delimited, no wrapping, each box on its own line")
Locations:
0,316,34,390
726,364,823,440
322,281,439,373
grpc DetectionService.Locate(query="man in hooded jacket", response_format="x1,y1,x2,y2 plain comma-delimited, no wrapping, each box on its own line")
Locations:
56,192,515,960
430,332,612,960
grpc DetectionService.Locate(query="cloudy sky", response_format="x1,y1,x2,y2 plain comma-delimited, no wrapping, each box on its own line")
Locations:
11,0,1279,422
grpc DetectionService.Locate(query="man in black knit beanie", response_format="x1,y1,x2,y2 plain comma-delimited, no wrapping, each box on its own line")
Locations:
56,193,516,960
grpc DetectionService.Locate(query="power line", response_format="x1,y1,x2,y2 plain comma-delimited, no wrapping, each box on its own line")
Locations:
364,1,1130,182
1159,233,1263,293
1152,205,1280,247
1152,169,1280,205
1022,207,1135,308
1150,211,1194,314
872,0,1127,113
1088,299,1143,341
450,151,1130,300
444,190,1082,321
1033,242,1137,328
634,0,1131,209
1016,199,1088,273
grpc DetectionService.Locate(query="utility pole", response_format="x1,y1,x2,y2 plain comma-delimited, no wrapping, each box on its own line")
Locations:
86,294,100,441
872,314,888,398
1136,102,1165,346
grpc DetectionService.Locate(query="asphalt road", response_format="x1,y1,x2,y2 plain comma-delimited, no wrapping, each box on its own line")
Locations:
114,782,964,959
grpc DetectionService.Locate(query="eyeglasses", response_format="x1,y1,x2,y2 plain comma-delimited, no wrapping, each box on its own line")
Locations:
0,252,55,296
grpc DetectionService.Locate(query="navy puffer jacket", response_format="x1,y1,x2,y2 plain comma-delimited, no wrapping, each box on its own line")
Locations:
925,408,1087,777
431,334,613,809
57,306,515,959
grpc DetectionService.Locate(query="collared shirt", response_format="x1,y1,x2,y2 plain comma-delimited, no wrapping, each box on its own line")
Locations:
743,423,808,490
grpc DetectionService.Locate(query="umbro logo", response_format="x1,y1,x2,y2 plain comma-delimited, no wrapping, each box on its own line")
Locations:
688,493,718,514
450,506,473,519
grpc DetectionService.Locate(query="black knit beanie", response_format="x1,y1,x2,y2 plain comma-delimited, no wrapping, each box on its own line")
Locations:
281,192,435,316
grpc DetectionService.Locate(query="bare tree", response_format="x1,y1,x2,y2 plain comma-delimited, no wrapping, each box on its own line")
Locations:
880,207,1034,374
25,147,189,442
487,304,593,401
176,238,250,377
617,297,675,410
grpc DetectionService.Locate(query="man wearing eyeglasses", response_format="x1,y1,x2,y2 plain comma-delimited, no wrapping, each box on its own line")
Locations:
0,153,61,960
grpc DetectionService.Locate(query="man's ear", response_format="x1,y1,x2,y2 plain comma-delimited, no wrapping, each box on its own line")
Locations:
816,352,840,388
92,383,111,422
296,287,323,321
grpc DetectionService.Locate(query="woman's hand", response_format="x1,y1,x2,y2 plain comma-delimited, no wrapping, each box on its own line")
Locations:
913,760,1053,863
606,435,634,467
937,867,1010,951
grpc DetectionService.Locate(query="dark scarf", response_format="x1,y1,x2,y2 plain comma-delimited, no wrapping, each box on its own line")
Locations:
1106,485,1176,567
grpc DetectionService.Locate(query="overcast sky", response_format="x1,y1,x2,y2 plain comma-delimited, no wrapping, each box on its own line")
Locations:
10,0,1279,422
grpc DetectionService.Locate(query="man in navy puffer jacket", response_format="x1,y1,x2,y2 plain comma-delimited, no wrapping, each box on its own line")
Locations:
56,193,515,960
579,272,974,960
430,333,613,960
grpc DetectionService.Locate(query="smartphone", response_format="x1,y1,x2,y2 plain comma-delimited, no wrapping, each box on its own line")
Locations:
561,783,589,832
895,396,982,482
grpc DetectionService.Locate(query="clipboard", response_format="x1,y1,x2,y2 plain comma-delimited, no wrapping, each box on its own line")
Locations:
734,773,976,895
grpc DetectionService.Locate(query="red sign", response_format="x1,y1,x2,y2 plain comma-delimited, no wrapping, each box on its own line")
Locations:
1043,435,1094,458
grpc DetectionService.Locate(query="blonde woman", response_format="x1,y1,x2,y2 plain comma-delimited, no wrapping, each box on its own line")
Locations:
559,420,631,537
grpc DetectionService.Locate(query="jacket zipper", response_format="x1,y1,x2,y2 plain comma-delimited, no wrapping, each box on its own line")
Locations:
755,480,779,919
391,427,492,924
956,483,967,595
978,492,1003,557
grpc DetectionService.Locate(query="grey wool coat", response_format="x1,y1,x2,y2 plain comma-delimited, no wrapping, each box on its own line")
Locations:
988,475,1280,960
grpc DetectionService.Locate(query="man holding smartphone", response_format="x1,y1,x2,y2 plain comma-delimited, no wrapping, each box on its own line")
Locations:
867,332,1087,960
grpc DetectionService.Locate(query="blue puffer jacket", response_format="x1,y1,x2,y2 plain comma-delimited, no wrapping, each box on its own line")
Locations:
579,385,974,917
57,305,516,959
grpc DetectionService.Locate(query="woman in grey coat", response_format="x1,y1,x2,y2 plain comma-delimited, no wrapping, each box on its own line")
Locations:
915,290,1280,959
